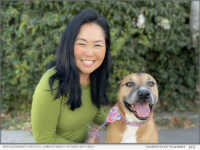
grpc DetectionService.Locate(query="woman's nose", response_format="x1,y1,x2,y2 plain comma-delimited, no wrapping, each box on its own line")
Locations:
85,46,95,56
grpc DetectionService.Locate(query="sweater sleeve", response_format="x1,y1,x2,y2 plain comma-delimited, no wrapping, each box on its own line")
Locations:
93,106,108,125
31,70,74,143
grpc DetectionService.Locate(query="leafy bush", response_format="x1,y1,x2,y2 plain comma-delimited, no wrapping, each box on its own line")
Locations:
1,0,198,113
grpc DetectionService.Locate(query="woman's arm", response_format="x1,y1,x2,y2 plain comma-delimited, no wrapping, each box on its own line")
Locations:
93,106,108,125
31,71,74,143
87,106,109,143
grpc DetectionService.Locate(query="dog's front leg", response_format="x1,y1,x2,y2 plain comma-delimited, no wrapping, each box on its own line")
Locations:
105,121,125,143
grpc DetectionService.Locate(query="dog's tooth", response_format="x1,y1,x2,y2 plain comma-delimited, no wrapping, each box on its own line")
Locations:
132,105,135,110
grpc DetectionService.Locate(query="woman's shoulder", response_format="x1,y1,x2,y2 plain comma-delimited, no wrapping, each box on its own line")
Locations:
41,67,56,81
32,67,61,113
35,67,57,91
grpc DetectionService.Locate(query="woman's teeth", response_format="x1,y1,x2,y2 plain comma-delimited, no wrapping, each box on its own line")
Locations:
82,60,95,66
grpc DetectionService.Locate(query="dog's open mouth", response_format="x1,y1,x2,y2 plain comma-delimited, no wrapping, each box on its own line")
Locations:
124,101,153,120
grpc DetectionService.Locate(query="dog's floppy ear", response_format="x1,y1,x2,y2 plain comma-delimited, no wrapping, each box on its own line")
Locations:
118,80,122,85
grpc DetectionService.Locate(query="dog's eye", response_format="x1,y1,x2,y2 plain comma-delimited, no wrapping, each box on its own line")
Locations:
147,81,155,87
125,82,135,87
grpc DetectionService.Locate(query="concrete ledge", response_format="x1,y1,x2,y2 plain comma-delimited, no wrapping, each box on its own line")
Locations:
1,130,35,143
1,128,199,144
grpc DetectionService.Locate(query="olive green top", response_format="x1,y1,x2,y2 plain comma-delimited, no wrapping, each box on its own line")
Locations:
31,68,107,143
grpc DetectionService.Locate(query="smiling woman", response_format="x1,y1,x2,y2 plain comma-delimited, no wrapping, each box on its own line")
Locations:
31,9,111,143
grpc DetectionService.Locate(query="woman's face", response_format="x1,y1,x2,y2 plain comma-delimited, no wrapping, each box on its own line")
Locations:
74,23,106,78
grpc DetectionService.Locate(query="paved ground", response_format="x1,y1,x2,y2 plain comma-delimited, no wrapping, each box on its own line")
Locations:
158,128,199,144
1,127,199,144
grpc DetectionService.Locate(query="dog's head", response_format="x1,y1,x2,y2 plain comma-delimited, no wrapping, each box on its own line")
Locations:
118,73,158,123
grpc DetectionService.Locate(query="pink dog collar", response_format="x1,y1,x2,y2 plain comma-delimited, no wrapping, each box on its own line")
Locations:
106,104,121,123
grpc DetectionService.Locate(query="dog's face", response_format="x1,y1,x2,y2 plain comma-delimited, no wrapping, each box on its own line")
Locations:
118,73,158,123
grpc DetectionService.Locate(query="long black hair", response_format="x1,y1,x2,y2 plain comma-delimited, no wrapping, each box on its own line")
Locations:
47,9,111,110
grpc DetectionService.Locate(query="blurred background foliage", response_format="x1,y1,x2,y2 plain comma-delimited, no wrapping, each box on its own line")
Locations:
0,0,198,114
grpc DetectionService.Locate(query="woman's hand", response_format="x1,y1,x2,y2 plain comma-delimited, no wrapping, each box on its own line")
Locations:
87,127,99,143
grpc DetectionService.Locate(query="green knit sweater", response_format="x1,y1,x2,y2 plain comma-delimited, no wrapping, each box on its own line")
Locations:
31,68,107,143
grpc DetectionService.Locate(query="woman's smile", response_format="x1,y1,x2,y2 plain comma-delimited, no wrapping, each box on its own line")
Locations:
81,59,96,67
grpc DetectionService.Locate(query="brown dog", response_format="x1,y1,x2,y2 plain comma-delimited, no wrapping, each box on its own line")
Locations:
106,73,158,143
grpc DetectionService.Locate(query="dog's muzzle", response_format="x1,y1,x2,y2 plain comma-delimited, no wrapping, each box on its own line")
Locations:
123,87,156,120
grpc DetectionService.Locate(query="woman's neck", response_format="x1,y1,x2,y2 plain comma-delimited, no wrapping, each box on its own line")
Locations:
80,73,90,86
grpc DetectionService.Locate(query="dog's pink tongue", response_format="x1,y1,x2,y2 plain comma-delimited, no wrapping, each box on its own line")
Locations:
134,103,150,118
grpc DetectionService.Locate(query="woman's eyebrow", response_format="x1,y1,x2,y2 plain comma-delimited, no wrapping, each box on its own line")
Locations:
76,38,87,42
94,40,105,43
76,38,105,43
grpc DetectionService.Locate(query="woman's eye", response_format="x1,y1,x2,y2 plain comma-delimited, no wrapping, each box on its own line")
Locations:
125,82,135,87
95,44,102,47
147,81,155,87
78,43,86,46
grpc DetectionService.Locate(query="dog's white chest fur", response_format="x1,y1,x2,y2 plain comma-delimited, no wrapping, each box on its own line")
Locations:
121,125,138,143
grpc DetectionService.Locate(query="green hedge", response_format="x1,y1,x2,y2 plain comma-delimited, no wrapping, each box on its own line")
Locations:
1,0,198,113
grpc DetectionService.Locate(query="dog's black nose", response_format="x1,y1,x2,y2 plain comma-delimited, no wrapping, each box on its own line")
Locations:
137,89,150,100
